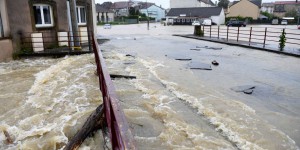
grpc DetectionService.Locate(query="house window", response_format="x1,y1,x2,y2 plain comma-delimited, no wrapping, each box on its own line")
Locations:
76,6,86,25
33,4,54,28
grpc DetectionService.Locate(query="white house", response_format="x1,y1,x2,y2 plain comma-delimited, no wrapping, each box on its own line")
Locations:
166,7,225,25
170,0,215,8
261,2,274,14
140,4,165,22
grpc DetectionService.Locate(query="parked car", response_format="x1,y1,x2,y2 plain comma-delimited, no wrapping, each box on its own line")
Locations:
226,20,246,27
192,21,200,26
281,20,288,25
271,19,279,25
200,18,212,26
103,24,111,29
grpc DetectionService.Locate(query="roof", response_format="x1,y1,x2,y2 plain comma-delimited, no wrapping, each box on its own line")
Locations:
96,4,114,13
138,2,155,9
262,2,274,7
200,0,215,6
230,0,261,8
111,1,134,9
166,7,223,18
274,1,300,4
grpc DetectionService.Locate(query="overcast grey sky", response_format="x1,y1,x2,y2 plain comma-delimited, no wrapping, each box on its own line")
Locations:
95,0,296,9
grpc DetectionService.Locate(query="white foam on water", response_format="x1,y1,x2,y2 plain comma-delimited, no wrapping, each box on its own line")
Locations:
0,54,103,149
135,58,299,150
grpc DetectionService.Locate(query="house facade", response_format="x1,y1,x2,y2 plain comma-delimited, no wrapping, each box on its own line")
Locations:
166,7,225,25
273,1,300,18
96,4,115,23
227,0,261,20
111,1,133,17
139,4,165,22
261,2,274,14
170,0,215,8
0,0,95,62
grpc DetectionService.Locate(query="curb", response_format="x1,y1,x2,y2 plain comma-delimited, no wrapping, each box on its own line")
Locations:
173,34,300,58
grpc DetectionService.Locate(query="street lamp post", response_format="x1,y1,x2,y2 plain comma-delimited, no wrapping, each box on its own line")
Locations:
146,0,149,30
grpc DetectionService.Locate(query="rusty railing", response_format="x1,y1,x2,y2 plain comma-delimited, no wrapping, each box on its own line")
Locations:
92,35,136,150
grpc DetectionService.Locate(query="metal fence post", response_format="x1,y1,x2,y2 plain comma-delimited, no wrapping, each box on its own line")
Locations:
227,26,229,41
249,27,252,46
237,27,240,42
263,27,267,48
218,26,220,39
209,25,212,38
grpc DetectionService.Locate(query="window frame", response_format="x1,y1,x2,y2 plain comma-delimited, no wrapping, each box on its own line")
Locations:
33,4,54,28
76,6,87,25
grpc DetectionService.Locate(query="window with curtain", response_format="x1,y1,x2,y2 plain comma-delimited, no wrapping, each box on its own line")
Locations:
33,4,53,27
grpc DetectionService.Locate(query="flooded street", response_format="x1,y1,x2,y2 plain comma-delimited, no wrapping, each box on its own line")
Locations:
99,23,300,149
0,55,104,149
0,23,299,149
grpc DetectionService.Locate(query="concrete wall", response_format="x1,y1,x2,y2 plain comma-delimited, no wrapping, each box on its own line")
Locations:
0,39,13,62
227,0,260,19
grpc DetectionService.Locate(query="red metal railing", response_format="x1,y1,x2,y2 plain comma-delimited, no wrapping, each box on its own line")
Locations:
92,35,136,150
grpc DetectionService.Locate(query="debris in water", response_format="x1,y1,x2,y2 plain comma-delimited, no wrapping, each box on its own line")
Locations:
126,53,136,58
190,49,201,51
212,60,219,66
166,54,192,61
3,130,13,144
188,61,212,70
231,85,256,94
243,89,254,94
110,74,137,79
196,46,222,50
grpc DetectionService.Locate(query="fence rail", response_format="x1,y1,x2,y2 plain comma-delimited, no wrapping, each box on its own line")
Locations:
92,36,136,149
202,26,300,49
19,31,93,53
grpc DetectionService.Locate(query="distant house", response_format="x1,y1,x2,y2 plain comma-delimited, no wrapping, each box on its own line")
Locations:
170,0,215,8
139,3,165,22
261,2,274,14
0,0,95,62
227,0,261,20
96,4,115,23
166,7,225,25
273,1,300,18
111,1,134,17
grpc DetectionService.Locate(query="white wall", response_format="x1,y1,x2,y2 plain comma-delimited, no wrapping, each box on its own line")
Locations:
140,5,165,22
170,0,213,8
210,9,225,25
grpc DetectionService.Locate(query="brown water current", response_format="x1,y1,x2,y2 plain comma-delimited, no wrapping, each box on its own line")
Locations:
0,55,104,149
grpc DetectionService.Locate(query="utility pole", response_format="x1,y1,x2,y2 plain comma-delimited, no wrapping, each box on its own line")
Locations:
86,0,91,51
146,0,149,30
70,0,80,48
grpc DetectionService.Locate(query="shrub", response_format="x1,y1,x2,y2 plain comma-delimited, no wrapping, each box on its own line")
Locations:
279,29,286,51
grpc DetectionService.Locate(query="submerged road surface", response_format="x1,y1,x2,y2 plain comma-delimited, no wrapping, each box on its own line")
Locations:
98,23,300,149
